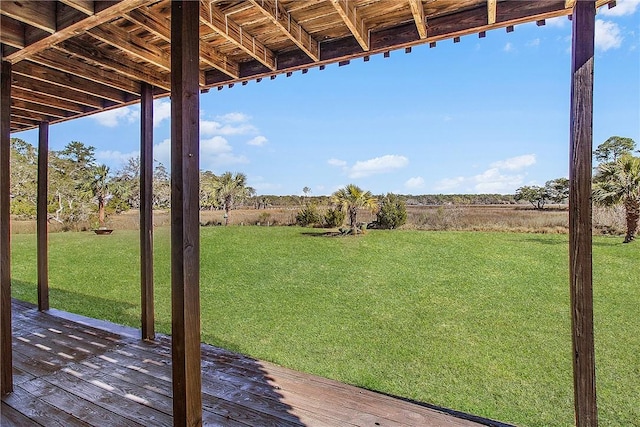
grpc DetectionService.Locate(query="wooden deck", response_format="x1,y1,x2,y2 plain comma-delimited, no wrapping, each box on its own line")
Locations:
2,299,502,426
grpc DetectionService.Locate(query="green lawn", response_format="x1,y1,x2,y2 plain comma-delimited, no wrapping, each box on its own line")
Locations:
10,227,639,426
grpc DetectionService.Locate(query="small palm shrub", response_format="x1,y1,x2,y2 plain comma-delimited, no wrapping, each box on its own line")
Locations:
296,204,322,227
375,193,407,229
324,207,346,228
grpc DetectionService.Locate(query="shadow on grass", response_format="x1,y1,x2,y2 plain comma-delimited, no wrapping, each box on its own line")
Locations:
520,236,569,245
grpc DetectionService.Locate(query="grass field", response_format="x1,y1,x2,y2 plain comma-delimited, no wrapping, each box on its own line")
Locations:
9,227,639,426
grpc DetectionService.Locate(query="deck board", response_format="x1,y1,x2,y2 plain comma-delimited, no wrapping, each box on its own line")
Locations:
2,300,498,426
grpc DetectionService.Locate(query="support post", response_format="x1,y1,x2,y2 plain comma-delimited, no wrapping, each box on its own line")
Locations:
38,121,50,311
171,2,202,425
140,82,155,340
569,1,597,426
0,60,13,396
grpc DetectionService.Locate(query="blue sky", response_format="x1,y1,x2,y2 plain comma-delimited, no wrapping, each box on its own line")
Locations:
14,1,640,196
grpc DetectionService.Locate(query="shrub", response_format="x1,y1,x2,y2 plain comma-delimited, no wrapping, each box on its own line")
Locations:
375,193,407,229
296,204,322,227
324,206,346,228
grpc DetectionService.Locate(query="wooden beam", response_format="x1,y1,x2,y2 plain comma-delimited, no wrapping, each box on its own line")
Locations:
408,0,427,39
171,2,203,425
59,0,95,16
54,40,171,92
249,0,320,61
200,1,277,71
0,15,25,49
488,0,497,25
0,0,56,33
37,121,49,312
4,0,149,64
566,0,577,8
12,61,129,104
31,49,142,95
140,82,154,341
88,25,171,72
569,2,597,427
0,60,13,397
11,77,107,109
12,86,88,114
330,0,369,51
11,99,73,119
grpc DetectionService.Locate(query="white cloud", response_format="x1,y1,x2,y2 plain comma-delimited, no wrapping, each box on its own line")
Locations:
154,100,171,127
435,154,537,194
546,16,568,28
200,119,257,136
153,138,171,168
599,0,639,16
247,136,268,146
92,107,138,127
201,136,249,168
349,155,409,178
96,150,139,167
328,158,347,167
434,177,465,192
490,154,536,171
595,19,623,51
201,136,232,154
405,176,425,190
527,38,540,47
217,112,250,123
472,168,525,193
503,42,515,52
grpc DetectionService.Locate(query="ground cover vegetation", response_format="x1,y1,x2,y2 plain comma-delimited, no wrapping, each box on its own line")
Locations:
9,227,639,427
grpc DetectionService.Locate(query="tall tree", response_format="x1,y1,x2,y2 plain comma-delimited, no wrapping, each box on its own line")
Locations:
332,184,378,234
545,178,570,204
83,164,112,228
9,138,37,216
593,154,640,243
593,136,636,164
515,185,549,210
214,172,254,225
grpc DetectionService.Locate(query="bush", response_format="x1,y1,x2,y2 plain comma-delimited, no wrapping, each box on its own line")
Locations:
324,207,346,228
296,204,322,227
375,193,407,229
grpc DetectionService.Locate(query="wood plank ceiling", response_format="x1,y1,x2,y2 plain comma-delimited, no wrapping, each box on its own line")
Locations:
1,0,614,133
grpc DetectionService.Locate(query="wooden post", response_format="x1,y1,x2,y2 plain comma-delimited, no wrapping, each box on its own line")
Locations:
0,60,13,396
569,1,597,426
140,82,155,340
37,121,50,311
171,2,202,425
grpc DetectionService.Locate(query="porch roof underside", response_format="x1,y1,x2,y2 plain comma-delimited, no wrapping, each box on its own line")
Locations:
1,0,614,134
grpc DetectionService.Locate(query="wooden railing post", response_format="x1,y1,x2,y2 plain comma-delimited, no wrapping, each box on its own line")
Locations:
569,1,597,426
140,82,155,341
0,60,13,396
170,1,202,425
38,121,50,311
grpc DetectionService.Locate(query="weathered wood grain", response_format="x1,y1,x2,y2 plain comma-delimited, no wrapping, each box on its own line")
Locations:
170,2,203,425
37,121,49,311
568,2,598,427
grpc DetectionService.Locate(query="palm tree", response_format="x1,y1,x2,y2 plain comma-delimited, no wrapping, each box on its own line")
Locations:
332,184,378,234
593,154,640,243
214,172,254,225
85,164,111,228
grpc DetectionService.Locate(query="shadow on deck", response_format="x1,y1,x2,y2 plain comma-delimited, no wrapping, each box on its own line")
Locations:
2,299,507,426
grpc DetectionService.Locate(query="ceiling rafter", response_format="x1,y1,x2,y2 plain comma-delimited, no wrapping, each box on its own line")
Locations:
87,25,171,72
125,7,239,79
3,0,149,63
12,75,111,109
13,61,128,104
0,15,25,49
12,87,88,114
59,0,95,16
488,0,497,25
200,1,277,71
408,0,427,39
11,99,72,119
31,49,142,95
54,39,171,91
330,0,369,51
0,0,56,34
248,0,320,61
